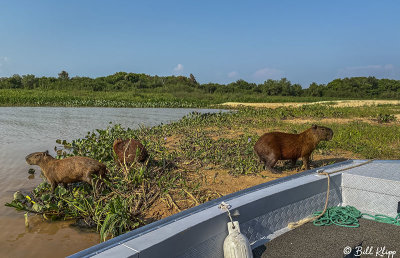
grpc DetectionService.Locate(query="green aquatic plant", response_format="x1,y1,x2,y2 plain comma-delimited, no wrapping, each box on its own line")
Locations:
377,113,396,123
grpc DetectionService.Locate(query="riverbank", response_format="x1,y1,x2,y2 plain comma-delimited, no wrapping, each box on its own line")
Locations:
6,103,400,249
0,107,224,258
0,89,360,108
222,99,400,108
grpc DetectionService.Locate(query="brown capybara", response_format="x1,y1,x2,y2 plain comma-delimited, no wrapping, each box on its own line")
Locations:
113,138,148,166
254,125,333,172
25,151,107,191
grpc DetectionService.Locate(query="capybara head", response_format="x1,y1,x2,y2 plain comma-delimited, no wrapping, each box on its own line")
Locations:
25,151,50,165
311,124,333,141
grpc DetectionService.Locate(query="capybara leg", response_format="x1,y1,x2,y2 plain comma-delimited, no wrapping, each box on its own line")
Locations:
264,157,280,173
266,166,281,174
265,159,277,169
301,155,310,170
50,181,57,192
266,153,278,167
100,173,110,183
92,178,101,196
291,159,297,168
82,175,93,186
97,173,109,192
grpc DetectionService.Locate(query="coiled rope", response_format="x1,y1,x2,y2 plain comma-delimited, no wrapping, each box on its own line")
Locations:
313,206,362,227
313,206,400,227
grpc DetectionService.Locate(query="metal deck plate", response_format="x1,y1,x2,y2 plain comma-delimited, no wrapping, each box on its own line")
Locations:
342,160,400,217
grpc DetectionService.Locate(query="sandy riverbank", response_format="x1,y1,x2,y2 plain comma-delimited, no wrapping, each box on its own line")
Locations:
222,100,400,108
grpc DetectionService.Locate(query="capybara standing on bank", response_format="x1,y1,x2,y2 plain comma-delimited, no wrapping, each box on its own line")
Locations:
113,138,148,167
25,151,107,191
254,125,333,172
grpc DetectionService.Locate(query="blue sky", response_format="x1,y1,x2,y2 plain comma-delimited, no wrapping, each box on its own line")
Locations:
0,1,399,87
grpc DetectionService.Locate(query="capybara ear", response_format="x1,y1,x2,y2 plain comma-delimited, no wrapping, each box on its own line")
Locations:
312,124,317,129
44,150,49,156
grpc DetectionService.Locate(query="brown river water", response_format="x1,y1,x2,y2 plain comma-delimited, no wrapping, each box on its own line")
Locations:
0,107,223,258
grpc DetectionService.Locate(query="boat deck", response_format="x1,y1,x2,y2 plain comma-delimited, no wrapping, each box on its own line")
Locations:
254,219,400,258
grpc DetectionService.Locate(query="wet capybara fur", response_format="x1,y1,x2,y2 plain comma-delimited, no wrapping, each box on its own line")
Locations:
254,125,333,172
113,138,148,166
25,151,107,191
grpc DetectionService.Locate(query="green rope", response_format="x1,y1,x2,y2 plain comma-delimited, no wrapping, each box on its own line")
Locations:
362,213,400,226
313,206,362,227
312,206,400,228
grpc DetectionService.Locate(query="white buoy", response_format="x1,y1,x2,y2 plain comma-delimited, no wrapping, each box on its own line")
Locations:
223,221,253,258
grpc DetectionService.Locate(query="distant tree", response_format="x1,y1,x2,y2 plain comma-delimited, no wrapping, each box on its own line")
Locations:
9,74,22,88
306,82,323,97
124,73,139,83
263,79,283,96
291,83,303,96
22,74,37,89
58,70,69,80
202,83,219,93
230,79,256,90
189,73,198,84
3,71,400,99
278,78,292,96
104,72,126,84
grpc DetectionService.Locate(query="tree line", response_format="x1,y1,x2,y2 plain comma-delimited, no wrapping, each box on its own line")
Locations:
1,71,399,98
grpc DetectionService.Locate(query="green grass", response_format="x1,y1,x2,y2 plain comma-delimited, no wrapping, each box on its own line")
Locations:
0,89,207,108
0,89,352,108
6,104,400,241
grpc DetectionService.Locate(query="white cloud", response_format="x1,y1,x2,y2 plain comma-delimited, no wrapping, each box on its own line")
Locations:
228,71,238,78
253,67,284,80
0,56,9,72
338,64,397,78
173,64,184,74
0,56,9,64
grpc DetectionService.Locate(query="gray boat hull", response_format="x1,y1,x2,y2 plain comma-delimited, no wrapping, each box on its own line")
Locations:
70,160,400,258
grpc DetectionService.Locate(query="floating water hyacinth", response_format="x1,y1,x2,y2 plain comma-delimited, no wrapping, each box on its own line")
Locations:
164,137,167,141
248,137,251,143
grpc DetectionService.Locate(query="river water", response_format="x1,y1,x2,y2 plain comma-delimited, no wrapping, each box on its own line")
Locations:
0,107,224,258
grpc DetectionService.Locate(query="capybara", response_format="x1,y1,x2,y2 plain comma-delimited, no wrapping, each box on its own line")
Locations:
254,125,333,172
113,138,148,166
25,151,107,191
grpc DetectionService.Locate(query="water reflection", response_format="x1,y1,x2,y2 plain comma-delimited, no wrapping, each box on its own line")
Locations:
7,216,79,242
